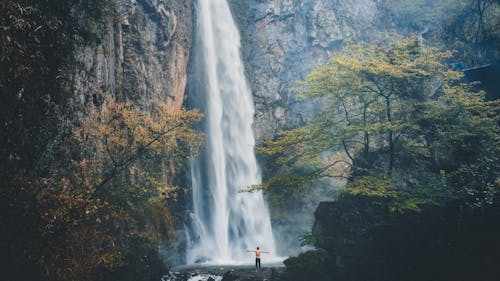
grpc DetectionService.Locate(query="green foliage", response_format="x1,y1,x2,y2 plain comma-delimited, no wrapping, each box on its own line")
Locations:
342,175,447,212
344,176,396,198
261,36,499,212
299,232,316,247
423,88,500,208
262,36,498,281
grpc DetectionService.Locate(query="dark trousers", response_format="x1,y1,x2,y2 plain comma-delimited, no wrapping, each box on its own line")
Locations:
255,258,261,268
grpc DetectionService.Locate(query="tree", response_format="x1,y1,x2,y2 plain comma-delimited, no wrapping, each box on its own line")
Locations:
34,91,204,281
72,92,203,202
1,1,202,280
259,37,498,210
7,90,204,281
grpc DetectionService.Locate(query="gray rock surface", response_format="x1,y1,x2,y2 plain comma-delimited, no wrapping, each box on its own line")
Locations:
240,0,381,140
222,268,281,281
68,0,192,110
228,0,380,258
61,0,193,266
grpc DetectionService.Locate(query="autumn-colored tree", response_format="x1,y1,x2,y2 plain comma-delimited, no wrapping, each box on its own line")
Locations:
73,92,203,201
30,90,203,281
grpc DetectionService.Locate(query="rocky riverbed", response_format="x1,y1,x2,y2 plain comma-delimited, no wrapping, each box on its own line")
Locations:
162,264,284,281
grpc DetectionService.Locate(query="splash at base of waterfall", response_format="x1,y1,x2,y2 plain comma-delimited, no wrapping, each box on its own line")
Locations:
182,256,287,267
163,262,286,281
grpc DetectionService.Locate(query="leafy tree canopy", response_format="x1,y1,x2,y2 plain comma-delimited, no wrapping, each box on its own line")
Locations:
259,36,499,211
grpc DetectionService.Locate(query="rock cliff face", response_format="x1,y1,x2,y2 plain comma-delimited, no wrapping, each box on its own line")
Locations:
227,0,382,257
66,0,193,266
69,0,192,110
240,0,381,140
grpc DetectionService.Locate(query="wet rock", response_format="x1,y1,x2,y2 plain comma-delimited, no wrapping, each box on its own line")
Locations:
281,249,333,281
222,268,274,281
162,271,222,281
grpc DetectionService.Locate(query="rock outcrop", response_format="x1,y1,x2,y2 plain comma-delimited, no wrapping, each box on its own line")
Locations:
68,0,192,110
65,0,194,267
240,0,380,140
222,268,282,281
280,198,500,281
161,266,284,281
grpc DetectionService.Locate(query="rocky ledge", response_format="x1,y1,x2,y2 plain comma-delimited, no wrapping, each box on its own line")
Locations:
222,267,283,281
163,266,284,281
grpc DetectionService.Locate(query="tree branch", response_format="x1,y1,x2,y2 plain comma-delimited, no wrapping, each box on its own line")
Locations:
85,123,184,203
342,139,354,162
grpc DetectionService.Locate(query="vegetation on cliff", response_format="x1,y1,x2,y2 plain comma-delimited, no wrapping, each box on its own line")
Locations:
1,1,202,281
260,35,499,281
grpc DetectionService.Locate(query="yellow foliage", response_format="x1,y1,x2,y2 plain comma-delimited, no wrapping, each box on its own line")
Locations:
72,91,204,199
34,177,130,281
28,88,205,280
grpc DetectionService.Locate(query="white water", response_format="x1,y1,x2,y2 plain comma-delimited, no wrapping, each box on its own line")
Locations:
186,0,277,265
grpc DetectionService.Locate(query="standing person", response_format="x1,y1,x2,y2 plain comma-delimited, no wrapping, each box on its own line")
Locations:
247,246,269,269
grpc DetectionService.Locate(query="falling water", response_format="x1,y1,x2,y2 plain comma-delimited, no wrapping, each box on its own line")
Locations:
185,0,276,265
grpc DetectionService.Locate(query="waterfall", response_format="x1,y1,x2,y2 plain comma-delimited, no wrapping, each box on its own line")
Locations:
185,0,276,265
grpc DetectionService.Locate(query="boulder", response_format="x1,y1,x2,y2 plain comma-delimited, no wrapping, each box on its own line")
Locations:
222,268,274,281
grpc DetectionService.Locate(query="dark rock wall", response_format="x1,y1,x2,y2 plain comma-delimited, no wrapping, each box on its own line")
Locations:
285,199,500,281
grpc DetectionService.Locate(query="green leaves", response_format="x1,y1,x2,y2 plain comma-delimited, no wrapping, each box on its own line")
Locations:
344,176,397,199
342,175,447,212
260,36,498,215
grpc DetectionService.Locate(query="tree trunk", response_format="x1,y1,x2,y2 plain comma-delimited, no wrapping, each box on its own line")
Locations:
386,97,394,175
363,105,370,160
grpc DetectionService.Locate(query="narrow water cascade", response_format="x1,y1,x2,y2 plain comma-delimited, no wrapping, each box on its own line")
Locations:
185,0,276,265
